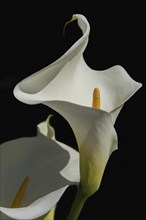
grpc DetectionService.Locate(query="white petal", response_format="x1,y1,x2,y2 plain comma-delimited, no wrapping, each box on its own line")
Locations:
0,136,79,219
0,186,67,220
14,14,142,122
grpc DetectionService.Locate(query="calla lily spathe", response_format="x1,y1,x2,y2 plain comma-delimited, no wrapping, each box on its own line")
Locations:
0,126,80,219
14,14,142,126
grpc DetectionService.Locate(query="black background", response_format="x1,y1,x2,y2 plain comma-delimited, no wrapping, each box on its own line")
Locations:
0,1,145,219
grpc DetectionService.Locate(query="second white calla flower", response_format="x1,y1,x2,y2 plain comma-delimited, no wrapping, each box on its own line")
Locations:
0,135,79,220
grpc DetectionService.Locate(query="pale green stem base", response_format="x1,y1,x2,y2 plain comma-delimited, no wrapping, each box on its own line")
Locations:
66,185,88,220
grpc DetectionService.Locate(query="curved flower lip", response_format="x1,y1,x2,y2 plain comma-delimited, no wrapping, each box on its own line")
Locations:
14,14,142,116
14,14,90,104
0,187,68,220
14,14,90,101
0,136,79,219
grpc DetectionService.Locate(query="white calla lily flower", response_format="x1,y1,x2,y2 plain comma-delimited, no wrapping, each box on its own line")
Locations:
14,14,142,125
3,13,141,219
0,135,79,220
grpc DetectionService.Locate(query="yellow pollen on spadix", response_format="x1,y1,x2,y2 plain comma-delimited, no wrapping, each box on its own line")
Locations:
92,88,100,109
11,176,30,208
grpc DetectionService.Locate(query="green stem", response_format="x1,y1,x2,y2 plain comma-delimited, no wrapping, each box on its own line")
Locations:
66,186,88,220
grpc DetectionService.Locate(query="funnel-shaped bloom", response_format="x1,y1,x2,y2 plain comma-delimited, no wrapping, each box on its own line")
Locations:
0,134,79,219
6,13,141,219
14,14,142,125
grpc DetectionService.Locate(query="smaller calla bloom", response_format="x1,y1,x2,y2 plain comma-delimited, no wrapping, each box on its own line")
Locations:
0,127,80,219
